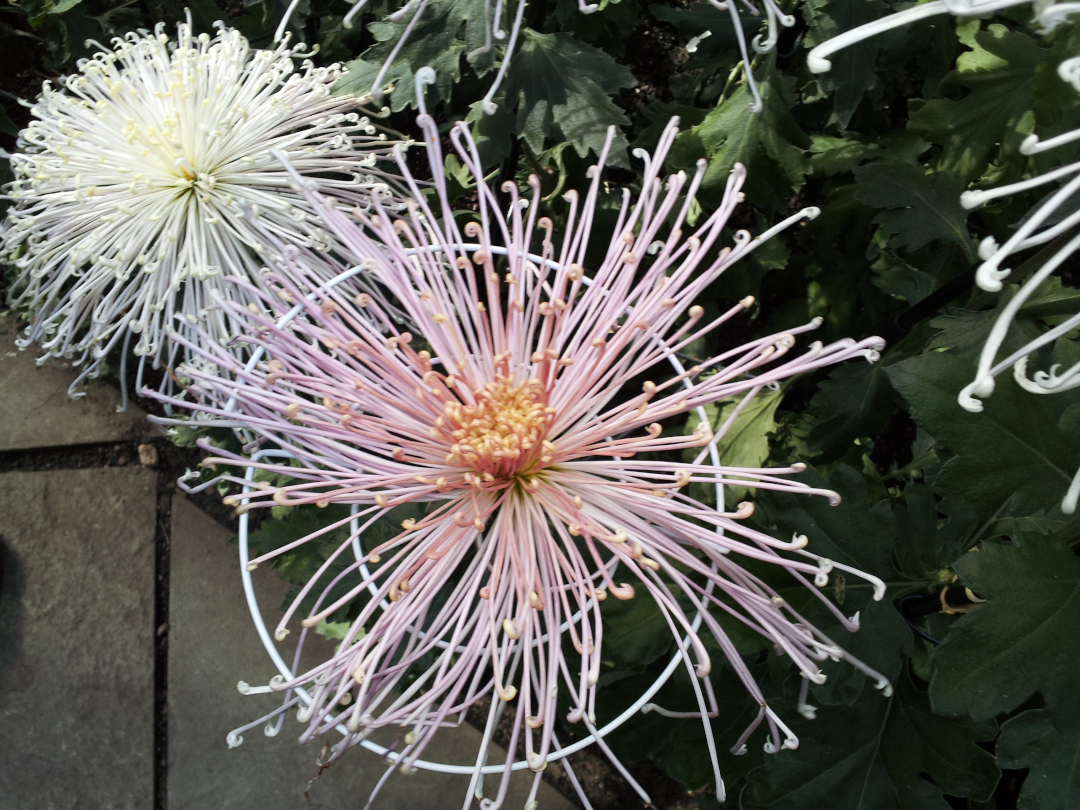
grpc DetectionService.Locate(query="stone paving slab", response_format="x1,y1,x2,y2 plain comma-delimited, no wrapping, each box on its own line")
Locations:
168,495,576,810
0,318,148,451
0,467,157,809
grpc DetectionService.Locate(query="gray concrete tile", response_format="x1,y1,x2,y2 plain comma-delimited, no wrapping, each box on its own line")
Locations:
0,318,148,451
168,495,577,810
0,467,157,810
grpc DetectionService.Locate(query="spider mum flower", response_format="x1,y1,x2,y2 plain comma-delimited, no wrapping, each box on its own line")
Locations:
2,21,401,399
151,91,891,806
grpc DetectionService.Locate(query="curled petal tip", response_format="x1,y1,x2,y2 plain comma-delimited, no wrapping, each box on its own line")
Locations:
871,580,886,602
1063,489,1079,515
960,190,988,210
1020,133,1041,155
977,236,1000,262
976,261,1008,292
958,390,986,413
806,52,833,74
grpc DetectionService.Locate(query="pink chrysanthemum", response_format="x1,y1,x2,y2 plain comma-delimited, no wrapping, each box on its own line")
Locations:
151,88,891,807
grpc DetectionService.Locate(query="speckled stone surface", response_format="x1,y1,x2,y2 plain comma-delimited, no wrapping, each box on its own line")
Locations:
167,495,575,810
0,467,156,809
0,318,147,451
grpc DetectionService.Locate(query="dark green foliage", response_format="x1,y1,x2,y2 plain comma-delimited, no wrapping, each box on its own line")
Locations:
889,352,1080,515
247,499,424,620
742,674,999,810
931,536,1080,720
853,161,975,260
997,709,1080,810
674,59,810,206
909,25,1048,182
498,30,636,164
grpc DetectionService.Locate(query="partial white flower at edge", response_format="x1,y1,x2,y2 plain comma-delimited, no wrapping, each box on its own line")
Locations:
1,20,404,408
809,0,1080,514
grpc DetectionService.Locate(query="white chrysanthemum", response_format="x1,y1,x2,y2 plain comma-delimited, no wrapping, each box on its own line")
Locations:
2,21,401,398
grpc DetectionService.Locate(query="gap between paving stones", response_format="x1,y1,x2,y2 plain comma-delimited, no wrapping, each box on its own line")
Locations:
0,435,231,810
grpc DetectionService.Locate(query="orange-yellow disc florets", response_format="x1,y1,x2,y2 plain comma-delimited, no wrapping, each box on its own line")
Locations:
441,375,555,479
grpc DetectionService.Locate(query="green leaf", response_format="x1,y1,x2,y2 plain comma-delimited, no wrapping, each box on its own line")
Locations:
635,100,708,151
315,618,354,641
742,673,999,810
997,708,1080,810
337,0,493,109
802,0,888,127
502,29,635,163
247,504,354,583
45,0,81,16
684,386,783,502
676,59,809,206
926,305,1042,365
853,161,975,261
909,24,1046,181
871,261,938,305
600,656,768,789
806,361,894,462
465,98,516,167
21,0,82,23
930,535,1080,720
599,590,676,672
891,485,974,582
808,135,881,178
887,352,1080,515
650,664,769,789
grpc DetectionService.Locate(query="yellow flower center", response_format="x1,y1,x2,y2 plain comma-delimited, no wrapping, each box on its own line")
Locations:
443,376,555,479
